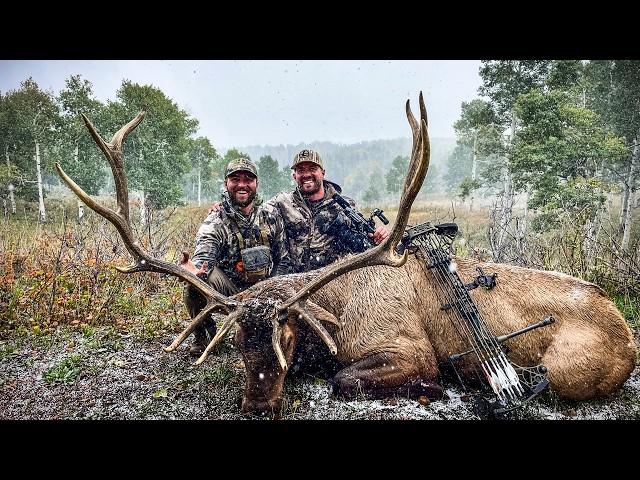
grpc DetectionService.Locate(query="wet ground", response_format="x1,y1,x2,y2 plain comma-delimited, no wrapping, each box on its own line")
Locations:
1,326,639,420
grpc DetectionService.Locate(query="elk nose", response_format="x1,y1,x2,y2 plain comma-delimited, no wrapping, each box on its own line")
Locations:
241,396,282,414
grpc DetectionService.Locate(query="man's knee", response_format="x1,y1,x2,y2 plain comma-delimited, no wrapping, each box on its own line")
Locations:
184,285,206,319
207,267,239,296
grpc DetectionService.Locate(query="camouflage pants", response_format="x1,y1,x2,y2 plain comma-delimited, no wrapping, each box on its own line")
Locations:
183,267,240,343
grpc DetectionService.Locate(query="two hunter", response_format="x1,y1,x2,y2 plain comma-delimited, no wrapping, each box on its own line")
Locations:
182,149,388,354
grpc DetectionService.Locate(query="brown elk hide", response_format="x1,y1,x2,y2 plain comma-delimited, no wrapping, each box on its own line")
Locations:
304,255,636,401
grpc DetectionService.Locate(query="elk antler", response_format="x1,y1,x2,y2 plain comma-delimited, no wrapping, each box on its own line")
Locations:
55,109,244,364
271,93,431,370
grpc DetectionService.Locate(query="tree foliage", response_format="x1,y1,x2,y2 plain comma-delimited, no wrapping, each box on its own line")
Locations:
256,155,293,199
0,78,60,202
363,165,383,204
183,136,223,202
385,155,409,195
512,89,628,230
100,80,198,209
56,75,106,195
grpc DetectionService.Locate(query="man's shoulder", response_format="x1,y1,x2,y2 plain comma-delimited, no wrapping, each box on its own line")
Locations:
339,194,357,207
269,191,295,206
259,202,281,218
197,211,229,235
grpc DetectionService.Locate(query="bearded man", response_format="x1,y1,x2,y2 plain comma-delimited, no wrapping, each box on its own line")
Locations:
267,149,388,272
181,158,291,355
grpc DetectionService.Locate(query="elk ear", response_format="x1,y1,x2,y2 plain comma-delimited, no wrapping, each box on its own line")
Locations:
305,300,340,327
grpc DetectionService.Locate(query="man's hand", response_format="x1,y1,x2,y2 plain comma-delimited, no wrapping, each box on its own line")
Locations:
369,226,389,245
208,202,222,215
179,251,208,280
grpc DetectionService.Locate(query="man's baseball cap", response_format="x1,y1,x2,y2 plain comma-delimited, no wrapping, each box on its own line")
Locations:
291,149,324,170
225,158,257,178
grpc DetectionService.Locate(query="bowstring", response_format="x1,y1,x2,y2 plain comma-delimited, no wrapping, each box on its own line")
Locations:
414,229,523,402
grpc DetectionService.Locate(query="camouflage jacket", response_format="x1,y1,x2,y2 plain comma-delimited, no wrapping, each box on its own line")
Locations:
191,192,291,290
267,180,360,273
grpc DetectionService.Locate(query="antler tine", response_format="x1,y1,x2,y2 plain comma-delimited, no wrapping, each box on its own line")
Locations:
278,92,430,314
164,301,228,352
270,300,339,371
57,111,241,357
406,98,420,141
80,110,145,223
194,307,246,365
271,319,287,371
403,92,428,204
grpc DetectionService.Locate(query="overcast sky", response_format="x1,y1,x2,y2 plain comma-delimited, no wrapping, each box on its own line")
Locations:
0,60,482,148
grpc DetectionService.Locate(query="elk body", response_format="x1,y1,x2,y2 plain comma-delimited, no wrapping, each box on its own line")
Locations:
233,255,636,412
56,93,637,415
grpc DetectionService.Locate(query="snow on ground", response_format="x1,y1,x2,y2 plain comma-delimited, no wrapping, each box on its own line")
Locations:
1,327,639,420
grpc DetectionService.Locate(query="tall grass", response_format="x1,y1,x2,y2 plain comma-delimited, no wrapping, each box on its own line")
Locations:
0,202,211,337
2,197,637,334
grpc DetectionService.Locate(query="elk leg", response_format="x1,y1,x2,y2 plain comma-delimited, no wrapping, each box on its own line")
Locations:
332,348,443,401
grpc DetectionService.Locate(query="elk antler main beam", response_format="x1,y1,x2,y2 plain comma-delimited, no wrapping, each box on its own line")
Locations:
279,93,430,312
55,109,241,361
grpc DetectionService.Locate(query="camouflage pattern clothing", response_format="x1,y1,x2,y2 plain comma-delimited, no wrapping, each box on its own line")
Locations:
267,180,360,273
191,191,291,290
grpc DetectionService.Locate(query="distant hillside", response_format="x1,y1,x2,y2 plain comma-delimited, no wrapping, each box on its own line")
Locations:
223,137,456,196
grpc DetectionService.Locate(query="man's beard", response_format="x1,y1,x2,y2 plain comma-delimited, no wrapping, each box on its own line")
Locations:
298,177,322,197
230,188,257,208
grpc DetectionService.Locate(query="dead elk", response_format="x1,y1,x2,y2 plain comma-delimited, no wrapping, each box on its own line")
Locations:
231,255,637,412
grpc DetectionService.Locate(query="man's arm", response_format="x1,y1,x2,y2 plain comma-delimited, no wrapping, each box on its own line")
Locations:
190,215,226,278
338,194,389,245
262,205,292,276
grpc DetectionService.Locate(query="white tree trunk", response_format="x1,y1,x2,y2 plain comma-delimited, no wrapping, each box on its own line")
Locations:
619,157,632,234
197,163,202,207
8,184,16,215
35,142,46,223
140,190,147,226
521,190,529,238
6,146,16,214
469,134,477,212
74,144,84,222
620,142,639,253
495,112,517,258
584,164,604,266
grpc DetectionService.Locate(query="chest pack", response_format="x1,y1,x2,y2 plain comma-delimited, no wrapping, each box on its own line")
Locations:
228,216,272,284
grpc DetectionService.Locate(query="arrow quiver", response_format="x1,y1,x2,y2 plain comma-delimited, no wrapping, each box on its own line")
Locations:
401,221,554,417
